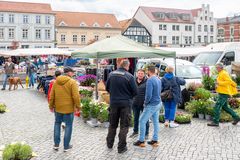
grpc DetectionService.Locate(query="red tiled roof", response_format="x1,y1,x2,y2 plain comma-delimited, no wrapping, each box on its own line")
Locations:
0,1,53,14
55,11,121,29
139,6,202,23
119,19,132,31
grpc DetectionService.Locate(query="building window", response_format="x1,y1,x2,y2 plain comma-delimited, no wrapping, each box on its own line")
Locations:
205,16,208,21
45,16,50,25
205,10,208,14
204,25,208,32
182,14,190,21
35,29,41,39
61,35,66,43
94,35,99,41
36,15,41,24
218,28,224,35
198,35,201,43
210,25,214,33
153,12,165,19
159,24,167,30
35,46,42,48
210,36,214,43
189,26,192,31
9,14,14,23
172,25,179,31
209,17,212,21
185,26,188,31
230,27,234,35
159,36,167,44
73,35,77,43
0,14,3,23
45,29,51,40
9,28,14,39
200,17,202,20
44,46,51,48
189,37,192,44
22,29,28,39
184,36,188,44
172,36,179,44
198,25,201,32
204,36,208,43
81,35,86,44
23,15,29,24
0,28,4,39
106,36,110,38
231,38,234,42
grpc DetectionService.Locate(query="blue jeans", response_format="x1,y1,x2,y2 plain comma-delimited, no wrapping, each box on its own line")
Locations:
139,103,161,142
132,104,149,135
54,112,74,149
163,100,177,121
28,73,35,87
2,74,12,89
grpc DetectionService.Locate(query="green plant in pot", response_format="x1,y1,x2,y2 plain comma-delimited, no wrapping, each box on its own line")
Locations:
3,142,33,160
159,114,165,123
202,75,215,91
79,89,93,98
185,100,199,116
90,102,100,124
81,97,91,121
98,103,109,123
194,88,211,100
0,103,7,113
205,106,214,120
175,112,192,124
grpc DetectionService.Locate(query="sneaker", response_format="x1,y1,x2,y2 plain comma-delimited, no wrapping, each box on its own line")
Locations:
1,88,5,91
53,144,59,151
232,119,240,125
118,147,128,154
107,143,113,149
64,145,73,152
133,140,145,147
169,122,179,128
147,140,159,147
129,132,138,138
207,122,219,127
164,121,169,127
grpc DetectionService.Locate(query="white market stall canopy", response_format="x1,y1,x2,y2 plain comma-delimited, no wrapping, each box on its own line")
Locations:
72,35,176,59
156,47,207,57
0,48,71,56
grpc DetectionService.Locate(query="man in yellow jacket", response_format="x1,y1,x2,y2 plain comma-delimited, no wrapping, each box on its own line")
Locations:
208,63,240,127
49,67,80,151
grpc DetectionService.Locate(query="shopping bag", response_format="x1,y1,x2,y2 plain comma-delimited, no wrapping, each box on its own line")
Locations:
25,76,29,88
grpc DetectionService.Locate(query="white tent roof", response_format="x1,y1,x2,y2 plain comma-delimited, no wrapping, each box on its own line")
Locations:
156,47,207,57
0,48,71,56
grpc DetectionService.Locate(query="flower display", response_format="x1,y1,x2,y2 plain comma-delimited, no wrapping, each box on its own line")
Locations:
77,74,97,86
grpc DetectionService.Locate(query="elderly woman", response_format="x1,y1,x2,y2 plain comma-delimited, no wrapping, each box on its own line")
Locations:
161,66,186,128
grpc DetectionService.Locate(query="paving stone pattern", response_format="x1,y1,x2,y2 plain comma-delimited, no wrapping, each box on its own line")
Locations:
0,89,240,160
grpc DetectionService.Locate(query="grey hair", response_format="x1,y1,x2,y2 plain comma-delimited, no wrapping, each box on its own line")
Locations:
120,59,130,68
216,63,224,69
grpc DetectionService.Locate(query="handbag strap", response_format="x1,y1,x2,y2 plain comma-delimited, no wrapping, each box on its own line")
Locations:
163,77,173,90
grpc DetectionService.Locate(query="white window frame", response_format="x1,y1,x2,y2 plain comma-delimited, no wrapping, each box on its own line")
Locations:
0,28,4,39
23,15,29,24
22,29,28,39
204,25,208,32
73,34,77,43
94,35,99,41
36,15,41,24
198,35,201,43
9,28,14,39
198,25,202,32
81,35,86,44
210,36,214,43
0,14,3,23
45,29,51,40
35,29,41,39
61,34,66,43
45,16,50,25
159,36,167,44
9,14,14,23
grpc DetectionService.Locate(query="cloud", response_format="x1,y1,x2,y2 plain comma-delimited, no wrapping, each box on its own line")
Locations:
2,0,240,19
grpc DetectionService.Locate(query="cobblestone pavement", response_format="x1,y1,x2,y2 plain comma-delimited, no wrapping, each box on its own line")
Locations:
1,88,240,160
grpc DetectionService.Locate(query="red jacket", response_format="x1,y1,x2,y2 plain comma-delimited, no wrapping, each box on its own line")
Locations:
48,79,56,102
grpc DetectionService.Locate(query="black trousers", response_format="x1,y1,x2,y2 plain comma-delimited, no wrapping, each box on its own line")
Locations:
106,106,131,150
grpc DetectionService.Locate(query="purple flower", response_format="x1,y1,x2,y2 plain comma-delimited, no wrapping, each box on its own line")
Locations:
77,74,97,86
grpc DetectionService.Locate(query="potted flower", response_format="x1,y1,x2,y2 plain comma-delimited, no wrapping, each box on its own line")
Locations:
81,97,91,122
228,98,240,109
205,106,214,120
194,88,211,100
2,142,33,160
185,100,198,117
79,89,93,98
90,102,100,124
77,74,97,87
0,103,7,113
98,103,109,128
175,112,192,124
202,75,216,91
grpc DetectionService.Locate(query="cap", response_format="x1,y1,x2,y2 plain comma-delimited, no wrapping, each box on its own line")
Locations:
64,67,75,73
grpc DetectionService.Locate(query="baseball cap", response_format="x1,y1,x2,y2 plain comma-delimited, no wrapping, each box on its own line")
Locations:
64,67,75,73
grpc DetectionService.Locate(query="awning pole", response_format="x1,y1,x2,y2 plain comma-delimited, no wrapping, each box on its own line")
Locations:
174,57,177,75
95,55,99,100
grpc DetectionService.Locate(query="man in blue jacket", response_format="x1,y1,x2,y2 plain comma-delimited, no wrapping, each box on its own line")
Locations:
106,59,138,154
134,65,161,147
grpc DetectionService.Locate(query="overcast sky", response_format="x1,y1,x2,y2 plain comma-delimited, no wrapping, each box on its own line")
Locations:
3,0,240,20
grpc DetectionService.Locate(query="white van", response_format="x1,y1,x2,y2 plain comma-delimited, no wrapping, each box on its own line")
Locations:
193,42,240,73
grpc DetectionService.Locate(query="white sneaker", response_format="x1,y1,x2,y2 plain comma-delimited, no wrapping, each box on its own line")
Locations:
169,122,179,128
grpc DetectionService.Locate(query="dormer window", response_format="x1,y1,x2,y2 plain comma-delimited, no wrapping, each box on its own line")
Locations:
93,22,100,27
152,12,165,19
182,14,190,21
59,21,67,26
169,13,177,19
80,22,87,27
105,23,112,28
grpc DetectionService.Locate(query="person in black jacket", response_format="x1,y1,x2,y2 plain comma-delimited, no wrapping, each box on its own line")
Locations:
161,66,186,128
106,59,138,154
129,69,149,139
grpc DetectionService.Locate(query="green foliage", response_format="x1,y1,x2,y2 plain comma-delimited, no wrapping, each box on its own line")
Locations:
79,89,93,98
202,75,215,91
194,88,212,100
2,143,32,160
228,98,240,109
233,75,240,86
159,114,165,123
175,112,192,124
90,102,100,118
185,99,214,115
81,97,91,119
0,103,7,113
98,103,109,122
206,106,214,116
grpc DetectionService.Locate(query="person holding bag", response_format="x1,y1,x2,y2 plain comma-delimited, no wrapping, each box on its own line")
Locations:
161,66,186,128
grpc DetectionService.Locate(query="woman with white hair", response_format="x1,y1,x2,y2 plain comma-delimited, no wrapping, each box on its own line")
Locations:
161,66,186,128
